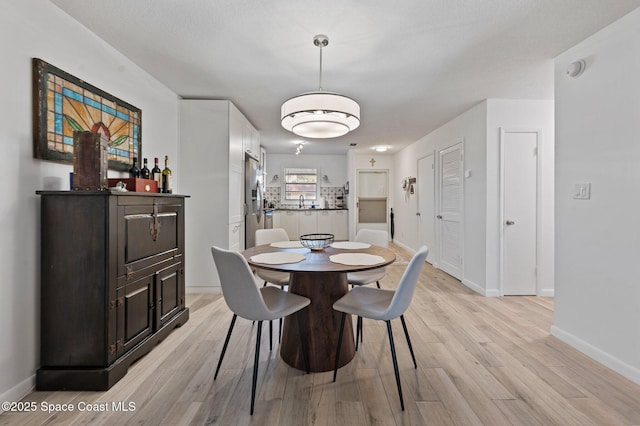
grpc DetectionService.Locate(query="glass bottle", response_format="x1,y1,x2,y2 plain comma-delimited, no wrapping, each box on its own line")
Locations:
151,157,162,192
162,155,172,193
129,157,140,178
140,158,150,179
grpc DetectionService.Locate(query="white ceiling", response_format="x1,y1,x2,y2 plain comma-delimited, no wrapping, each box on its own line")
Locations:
51,0,640,155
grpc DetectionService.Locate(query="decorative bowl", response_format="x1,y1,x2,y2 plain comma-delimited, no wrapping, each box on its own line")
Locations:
300,233,334,251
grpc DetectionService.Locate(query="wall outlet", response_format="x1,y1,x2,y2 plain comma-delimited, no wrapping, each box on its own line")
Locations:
573,183,591,200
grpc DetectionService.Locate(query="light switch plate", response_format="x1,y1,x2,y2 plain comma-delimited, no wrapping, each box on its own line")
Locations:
573,183,591,200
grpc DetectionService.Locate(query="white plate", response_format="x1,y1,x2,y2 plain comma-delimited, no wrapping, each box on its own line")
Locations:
329,253,385,266
251,252,306,265
270,241,304,248
330,241,371,249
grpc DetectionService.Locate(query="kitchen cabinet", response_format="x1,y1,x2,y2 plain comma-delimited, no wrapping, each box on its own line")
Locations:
280,210,299,240
332,210,349,240
299,210,317,235
180,100,257,290
36,192,189,391
243,121,260,160
274,210,348,241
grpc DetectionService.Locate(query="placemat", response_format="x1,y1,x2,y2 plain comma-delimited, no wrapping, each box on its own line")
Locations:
329,253,385,266
250,252,306,265
270,241,304,248
330,241,371,249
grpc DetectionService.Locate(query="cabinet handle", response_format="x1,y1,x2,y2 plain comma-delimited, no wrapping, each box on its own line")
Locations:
150,202,161,241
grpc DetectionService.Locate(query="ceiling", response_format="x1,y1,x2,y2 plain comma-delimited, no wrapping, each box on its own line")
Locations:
51,0,640,155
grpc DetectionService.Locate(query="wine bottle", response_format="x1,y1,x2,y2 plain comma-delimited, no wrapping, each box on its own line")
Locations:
151,157,162,192
129,157,140,178
140,158,150,179
162,155,172,193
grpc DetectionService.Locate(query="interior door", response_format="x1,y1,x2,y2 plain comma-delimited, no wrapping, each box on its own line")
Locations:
501,130,538,295
357,170,388,233
417,154,435,264
437,143,463,279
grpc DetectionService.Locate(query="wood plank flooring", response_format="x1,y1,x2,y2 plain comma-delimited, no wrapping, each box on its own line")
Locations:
3,244,640,425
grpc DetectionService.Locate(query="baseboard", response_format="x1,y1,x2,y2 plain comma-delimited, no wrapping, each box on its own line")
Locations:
0,375,35,413
540,288,554,297
551,325,640,386
392,239,414,254
462,278,493,296
185,286,221,295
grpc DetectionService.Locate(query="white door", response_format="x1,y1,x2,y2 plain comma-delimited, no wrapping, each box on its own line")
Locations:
501,130,538,295
418,154,435,264
357,170,388,233
437,143,463,280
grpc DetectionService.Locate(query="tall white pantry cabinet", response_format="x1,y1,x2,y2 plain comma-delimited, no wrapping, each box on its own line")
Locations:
179,99,257,292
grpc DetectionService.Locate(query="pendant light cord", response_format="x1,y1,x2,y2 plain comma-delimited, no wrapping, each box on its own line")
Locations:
318,42,323,91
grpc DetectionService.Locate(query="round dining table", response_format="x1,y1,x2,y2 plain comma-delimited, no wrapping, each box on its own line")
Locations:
242,242,396,372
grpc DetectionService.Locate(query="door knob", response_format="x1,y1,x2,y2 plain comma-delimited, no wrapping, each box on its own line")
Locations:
416,212,421,216
506,220,515,225
436,215,443,219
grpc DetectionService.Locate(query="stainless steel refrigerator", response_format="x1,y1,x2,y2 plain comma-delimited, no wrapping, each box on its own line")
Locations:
244,154,264,248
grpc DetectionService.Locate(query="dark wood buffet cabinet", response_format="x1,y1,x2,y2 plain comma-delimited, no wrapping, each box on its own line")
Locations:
36,191,189,390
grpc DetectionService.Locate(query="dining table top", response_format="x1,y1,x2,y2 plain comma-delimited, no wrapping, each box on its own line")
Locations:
242,242,396,274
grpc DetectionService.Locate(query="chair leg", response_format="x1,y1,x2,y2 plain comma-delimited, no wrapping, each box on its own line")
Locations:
263,281,267,287
269,320,273,351
296,312,310,374
355,316,362,351
376,280,381,288
400,315,417,369
279,318,282,343
333,312,347,382
386,320,405,411
250,320,263,415
214,314,237,380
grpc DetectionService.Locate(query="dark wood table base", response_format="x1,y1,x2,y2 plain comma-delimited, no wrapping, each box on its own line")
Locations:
280,271,355,372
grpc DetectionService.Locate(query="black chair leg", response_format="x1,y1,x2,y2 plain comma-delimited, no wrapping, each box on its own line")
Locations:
269,320,273,351
263,281,267,287
376,280,381,288
250,320,263,415
400,315,417,369
214,314,237,380
355,316,362,351
386,320,405,411
333,312,347,382
296,312,310,374
279,318,282,343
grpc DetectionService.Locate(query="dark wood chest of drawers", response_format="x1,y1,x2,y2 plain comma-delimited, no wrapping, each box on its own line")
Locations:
36,191,189,390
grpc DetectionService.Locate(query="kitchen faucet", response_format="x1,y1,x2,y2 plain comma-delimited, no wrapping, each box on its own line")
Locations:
299,194,305,208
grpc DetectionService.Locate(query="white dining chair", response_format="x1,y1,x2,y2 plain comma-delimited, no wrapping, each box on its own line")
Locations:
332,245,428,411
347,228,389,349
211,246,311,415
255,228,291,343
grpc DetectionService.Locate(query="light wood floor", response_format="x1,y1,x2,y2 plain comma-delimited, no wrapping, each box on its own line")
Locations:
3,244,640,425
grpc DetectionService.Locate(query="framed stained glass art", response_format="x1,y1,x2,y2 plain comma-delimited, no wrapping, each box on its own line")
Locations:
32,58,141,171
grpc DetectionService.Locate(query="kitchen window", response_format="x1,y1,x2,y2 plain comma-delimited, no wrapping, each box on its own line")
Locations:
284,168,317,201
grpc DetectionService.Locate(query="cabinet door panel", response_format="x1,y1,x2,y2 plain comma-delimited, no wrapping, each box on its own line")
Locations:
317,211,332,234
281,211,299,240
156,263,183,328
333,211,348,240
299,211,317,235
119,275,154,356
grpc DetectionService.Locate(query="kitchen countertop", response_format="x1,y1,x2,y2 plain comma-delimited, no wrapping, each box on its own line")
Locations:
275,208,348,211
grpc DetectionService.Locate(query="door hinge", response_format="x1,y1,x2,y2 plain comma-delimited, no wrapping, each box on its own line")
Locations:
110,340,123,354
110,297,124,310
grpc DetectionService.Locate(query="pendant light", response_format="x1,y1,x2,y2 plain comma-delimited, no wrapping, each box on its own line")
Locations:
281,35,360,139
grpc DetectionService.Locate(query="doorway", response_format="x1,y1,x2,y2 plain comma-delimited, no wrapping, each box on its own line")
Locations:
437,142,463,280
357,170,388,234
417,154,435,264
500,129,539,295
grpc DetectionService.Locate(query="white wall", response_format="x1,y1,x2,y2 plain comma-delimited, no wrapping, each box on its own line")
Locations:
392,98,554,297
553,8,640,385
393,101,488,291
485,98,555,297
0,0,179,402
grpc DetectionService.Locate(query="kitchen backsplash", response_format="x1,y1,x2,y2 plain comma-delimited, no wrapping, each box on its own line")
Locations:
264,187,346,209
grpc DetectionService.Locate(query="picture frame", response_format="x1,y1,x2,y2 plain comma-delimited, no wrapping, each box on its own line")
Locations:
32,58,142,171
